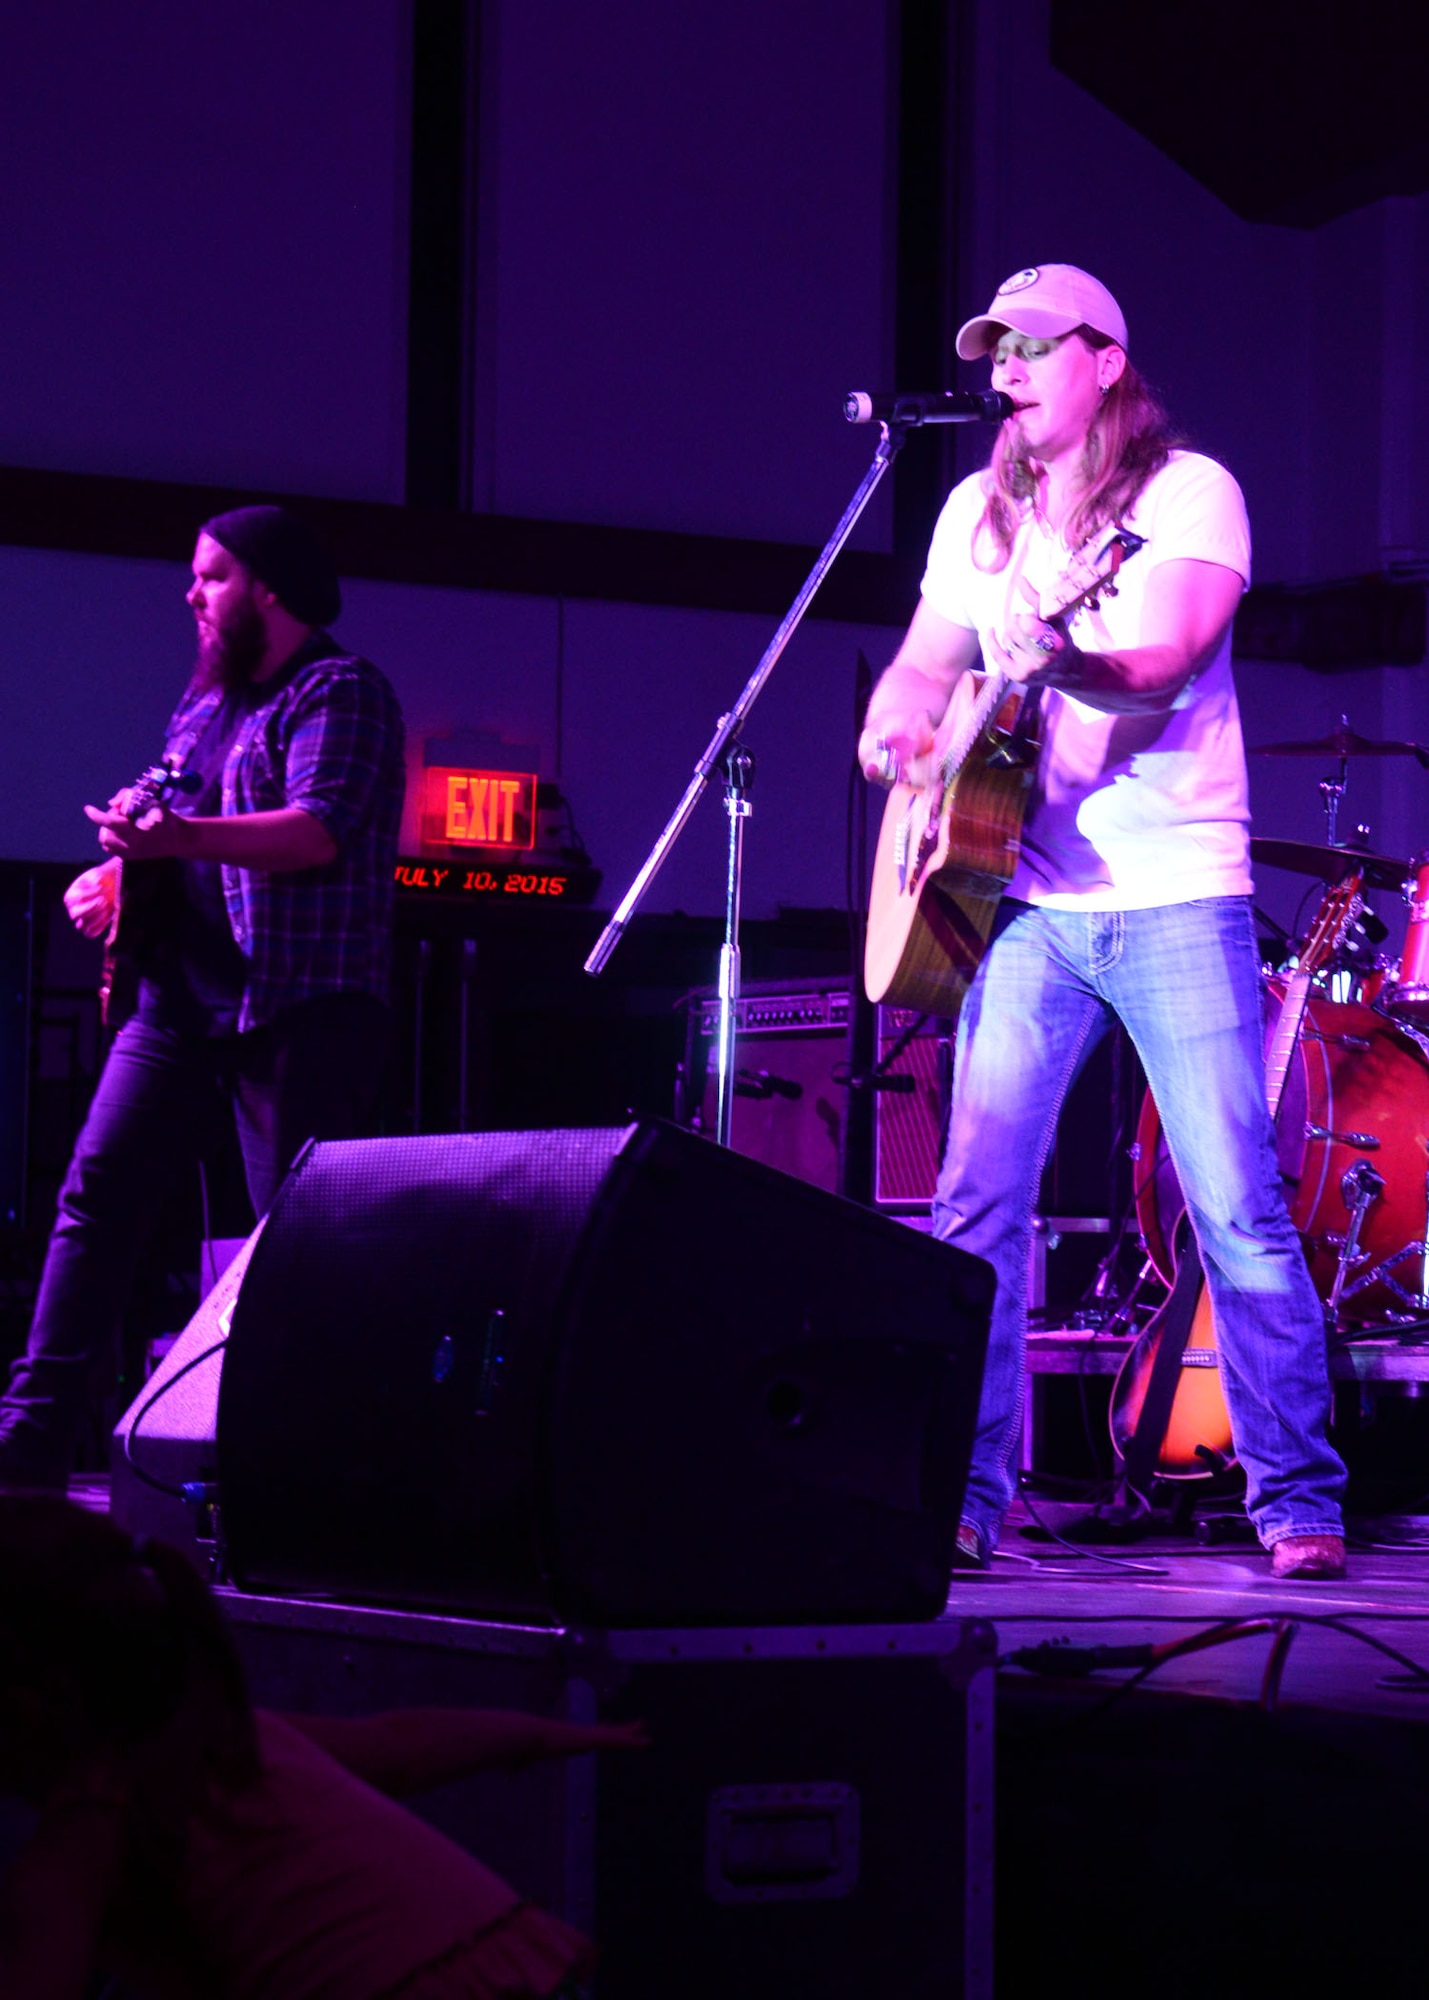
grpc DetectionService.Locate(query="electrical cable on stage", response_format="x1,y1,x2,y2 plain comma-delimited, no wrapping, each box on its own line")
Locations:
121,1335,229,1498
1015,1480,1171,1575
1000,1617,1302,1716
992,1608,1429,1710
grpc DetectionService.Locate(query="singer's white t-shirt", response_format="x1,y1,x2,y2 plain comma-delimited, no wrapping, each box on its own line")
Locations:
919,449,1253,911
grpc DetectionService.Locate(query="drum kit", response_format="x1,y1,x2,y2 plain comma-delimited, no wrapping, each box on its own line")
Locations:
1136,715,1429,1336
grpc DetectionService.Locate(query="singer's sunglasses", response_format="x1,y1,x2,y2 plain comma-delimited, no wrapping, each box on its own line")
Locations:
989,331,1069,366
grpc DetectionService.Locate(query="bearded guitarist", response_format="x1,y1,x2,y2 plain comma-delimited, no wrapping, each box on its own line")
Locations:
0,508,404,1492
857,264,1346,1580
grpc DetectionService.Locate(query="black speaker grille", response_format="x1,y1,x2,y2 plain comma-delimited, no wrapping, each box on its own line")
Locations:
218,1128,634,1613
216,1121,993,1624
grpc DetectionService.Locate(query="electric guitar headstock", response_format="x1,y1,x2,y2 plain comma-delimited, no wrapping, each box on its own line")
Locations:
122,755,202,823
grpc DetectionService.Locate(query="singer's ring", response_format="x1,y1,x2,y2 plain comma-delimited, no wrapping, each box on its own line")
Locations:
872,736,901,786
1033,630,1058,654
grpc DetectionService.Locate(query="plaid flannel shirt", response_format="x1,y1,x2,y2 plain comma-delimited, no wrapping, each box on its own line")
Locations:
165,635,405,1032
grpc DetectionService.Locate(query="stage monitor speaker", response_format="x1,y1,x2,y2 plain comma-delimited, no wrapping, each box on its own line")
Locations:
212,1119,992,1627
110,1228,266,1560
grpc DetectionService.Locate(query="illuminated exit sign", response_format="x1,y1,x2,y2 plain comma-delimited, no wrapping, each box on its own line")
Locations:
422,767,537,851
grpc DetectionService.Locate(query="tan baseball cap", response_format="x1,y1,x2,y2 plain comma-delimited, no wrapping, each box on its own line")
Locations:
955,264,1128,360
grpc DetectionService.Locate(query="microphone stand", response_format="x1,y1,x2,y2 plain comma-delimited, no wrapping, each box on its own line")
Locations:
585,403,989,1147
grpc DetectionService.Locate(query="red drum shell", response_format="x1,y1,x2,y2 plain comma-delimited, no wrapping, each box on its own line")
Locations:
1134,986,1429,1326
1355,955,1395,1008
1387,850,1429,1026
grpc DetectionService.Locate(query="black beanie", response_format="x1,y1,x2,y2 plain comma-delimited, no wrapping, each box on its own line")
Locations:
201,506,342,628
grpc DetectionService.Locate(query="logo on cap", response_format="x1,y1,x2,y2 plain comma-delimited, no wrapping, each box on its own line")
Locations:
996,268,1040,295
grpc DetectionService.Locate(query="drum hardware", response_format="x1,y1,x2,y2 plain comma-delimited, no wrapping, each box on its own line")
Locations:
1304,1122,1380,1150
1387,850,1429,1028
1248,836,1408,895
1139,976,1429,1333
1252,719,1429,761
1332,1241,1429,1318
1251,714,1429,849
1325,1162,1386,1321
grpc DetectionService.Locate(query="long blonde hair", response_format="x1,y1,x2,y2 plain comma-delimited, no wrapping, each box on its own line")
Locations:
973,328,1181,571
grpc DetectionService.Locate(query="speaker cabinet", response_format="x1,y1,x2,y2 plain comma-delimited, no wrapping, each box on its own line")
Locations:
689,981,852,1191
210,1119,992,1626
873,1008,950,1209
686,981,951,1206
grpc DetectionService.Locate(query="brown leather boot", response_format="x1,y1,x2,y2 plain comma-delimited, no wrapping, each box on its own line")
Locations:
1270,1533,1346,1580
951,1522,989,1572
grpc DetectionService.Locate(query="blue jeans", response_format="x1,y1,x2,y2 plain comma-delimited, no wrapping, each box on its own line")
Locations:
932,896,1346,1551
0,993,391,1476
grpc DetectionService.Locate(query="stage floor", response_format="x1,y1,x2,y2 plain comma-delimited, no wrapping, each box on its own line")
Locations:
72,1469,1429,1724
950,1503,1429,1723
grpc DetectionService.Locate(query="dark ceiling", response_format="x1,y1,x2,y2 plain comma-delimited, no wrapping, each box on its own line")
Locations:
1050,1,1429,228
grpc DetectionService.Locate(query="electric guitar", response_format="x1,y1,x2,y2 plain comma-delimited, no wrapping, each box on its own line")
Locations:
1108,874,1363,1479
98,755,202,1026
864,528,1145,1017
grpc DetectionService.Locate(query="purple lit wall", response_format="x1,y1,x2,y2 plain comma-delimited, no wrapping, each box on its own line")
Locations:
0,1,409,499
472,0,896,549
1,0,1427,936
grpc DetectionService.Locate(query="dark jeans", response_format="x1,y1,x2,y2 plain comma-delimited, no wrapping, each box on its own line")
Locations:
0,992,391,1474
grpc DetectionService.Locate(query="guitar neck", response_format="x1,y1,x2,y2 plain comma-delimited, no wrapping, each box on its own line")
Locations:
929,536,1137,792
1264,970,1312,1120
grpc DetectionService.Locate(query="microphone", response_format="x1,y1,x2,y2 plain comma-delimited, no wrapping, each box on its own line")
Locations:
843,389,1015,426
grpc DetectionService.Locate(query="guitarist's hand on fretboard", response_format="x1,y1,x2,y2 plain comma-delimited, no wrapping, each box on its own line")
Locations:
989,576,1076,687
85,798,191,862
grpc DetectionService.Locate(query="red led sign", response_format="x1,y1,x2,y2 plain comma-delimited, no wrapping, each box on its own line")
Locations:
421,767,538,851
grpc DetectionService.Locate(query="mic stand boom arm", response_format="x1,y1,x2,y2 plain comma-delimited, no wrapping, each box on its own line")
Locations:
583,417,912,1144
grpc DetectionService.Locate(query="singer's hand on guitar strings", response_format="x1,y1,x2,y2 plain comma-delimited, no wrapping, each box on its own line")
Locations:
858,710,936,789
63,861,120,940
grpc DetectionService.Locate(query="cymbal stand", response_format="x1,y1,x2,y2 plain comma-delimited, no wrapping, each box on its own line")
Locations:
1318,715,1355,845
1320,764,1348,846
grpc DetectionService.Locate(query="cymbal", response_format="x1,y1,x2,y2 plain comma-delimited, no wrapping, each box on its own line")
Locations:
1250,836,1408,892
1251,723,1426,759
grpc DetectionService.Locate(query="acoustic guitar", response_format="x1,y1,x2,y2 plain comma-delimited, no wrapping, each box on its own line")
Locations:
864,529,1144,1017
1108,874,1363,1480
98,755,202,1026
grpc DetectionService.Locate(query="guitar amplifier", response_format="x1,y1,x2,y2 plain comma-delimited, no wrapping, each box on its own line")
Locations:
684,981,950,1205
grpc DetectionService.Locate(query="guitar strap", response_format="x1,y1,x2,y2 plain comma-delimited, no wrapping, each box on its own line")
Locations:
1119,1225,1205,1504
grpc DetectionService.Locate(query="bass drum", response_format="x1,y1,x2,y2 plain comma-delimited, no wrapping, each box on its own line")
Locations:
1135,985,1429,1327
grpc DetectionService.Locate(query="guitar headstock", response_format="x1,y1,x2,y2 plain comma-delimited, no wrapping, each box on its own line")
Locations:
124,756,202,824
1053,530,1147,624
1297,873,1364,980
